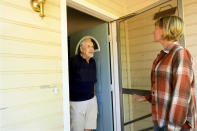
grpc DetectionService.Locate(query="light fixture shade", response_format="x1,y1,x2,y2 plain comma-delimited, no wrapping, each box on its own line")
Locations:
30,0,45,17
31,0,40,12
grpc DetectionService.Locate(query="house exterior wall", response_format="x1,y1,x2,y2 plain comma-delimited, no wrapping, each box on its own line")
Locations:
184,0,197,90
0,0,64,130
1,0,197,130
120,21,133,131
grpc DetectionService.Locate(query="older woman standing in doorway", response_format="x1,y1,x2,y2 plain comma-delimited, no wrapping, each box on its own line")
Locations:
134,16,197,131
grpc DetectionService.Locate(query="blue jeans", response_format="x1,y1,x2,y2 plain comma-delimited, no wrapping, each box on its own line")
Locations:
154,123,191,131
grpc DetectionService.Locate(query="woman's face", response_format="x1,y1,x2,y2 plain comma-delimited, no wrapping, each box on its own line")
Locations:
154,26,163,42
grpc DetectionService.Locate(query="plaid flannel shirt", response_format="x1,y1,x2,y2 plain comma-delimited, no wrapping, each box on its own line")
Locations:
146,43,197,131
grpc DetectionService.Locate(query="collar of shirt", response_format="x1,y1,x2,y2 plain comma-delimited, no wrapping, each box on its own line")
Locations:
162,41,179,54
78,54,94,63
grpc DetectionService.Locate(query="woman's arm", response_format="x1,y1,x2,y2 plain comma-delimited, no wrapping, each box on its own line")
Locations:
168,49,193,131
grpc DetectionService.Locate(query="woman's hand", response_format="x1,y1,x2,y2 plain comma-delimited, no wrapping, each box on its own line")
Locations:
133,94,146,102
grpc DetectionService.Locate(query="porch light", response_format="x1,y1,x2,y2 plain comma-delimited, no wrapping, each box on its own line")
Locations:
30,0,46,18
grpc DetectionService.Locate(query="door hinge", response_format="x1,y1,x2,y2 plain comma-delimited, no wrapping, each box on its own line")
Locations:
110,85,113,92
108,35,111,42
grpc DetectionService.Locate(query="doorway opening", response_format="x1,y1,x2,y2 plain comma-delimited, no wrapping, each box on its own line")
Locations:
67,6,105,57
67,6,114,131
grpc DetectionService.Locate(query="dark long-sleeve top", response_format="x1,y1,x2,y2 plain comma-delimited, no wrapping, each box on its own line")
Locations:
69,54,97,101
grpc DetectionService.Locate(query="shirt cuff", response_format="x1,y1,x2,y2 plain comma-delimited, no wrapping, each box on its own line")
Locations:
145,94,152,102
168,123,181,131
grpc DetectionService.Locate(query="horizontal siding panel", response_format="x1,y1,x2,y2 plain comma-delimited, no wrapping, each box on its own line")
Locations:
0,38,61,56
130,78,150,85
184,16,197,26
129,52,158,61
130,82,150,89
129,51,159,58
128,44,161,54
1,100,63,130
128,33,154,42
0,35,60,46
128,60,153,69
127,23,153,32
127,26,154,38
0,4,60,32
1,115,63,131
126,18,154,29
184,5,197,17
184,24,197,36
128,32,153,40
133,119,152,131
0,53,61,60
129,68,151,73
0,0,60,19
183,35,197,46
0,57,61,71
128,34,155,43
186,46,197,57
0,0,63,130
128,86,151,89
0,74,62,89
2,0,60,8
0,87,62,110
0,21,61,44
126,10,154,23
184,0,197,6
132,102,151,111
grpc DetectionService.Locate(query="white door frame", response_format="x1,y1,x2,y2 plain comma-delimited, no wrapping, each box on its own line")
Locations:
60,0,70,131
66,0,118,21
109,22,122,131
61,1,121,131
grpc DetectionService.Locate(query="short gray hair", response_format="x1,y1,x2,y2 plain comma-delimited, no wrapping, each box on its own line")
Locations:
79,38,92,47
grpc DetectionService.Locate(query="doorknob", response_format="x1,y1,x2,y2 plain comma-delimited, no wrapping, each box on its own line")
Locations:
30,0,46,18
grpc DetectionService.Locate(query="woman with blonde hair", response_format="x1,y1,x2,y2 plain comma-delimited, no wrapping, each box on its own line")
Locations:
134,16,197,131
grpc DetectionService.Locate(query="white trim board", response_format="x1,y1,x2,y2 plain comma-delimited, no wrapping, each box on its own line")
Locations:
109,22,121,131
60,0,70,131
67,0,118,22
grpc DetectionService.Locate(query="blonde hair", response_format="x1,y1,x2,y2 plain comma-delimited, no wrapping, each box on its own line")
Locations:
155,16,184,41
